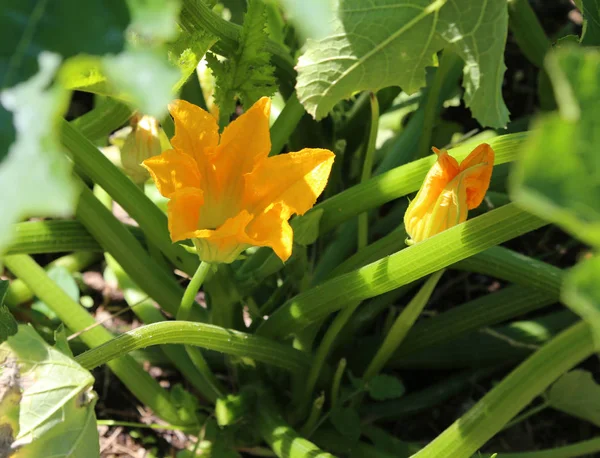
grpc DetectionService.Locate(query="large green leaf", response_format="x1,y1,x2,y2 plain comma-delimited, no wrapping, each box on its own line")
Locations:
510,46,600,248
0,326,98,458
0,53,78,255
0,0,128,88
0,0,129,157
296,0,509,127
548,369,600,427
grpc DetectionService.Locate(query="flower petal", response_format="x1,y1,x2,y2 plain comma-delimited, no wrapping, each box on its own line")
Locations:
169,99,219,165
458,143,495,209
192,211,254,263
167,187,204,242
213,97,272,195
246,203,293,262
244,148,335,216
143,149,201,197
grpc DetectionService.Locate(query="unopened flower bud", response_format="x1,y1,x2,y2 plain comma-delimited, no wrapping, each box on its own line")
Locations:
120,114,162,184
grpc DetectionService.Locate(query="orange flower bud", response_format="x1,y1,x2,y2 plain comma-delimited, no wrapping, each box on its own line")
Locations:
404,143,495,243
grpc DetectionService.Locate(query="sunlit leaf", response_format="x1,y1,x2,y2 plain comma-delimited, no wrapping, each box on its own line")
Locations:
296,0,509,127
0,326,98,458
0,53,79,254
510,46,600,248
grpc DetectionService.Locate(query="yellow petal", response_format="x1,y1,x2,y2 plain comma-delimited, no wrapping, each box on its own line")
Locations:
213,97,272,194
458,143,495,209
143,149,201,197
246,203,294,262
192,211,254,263
244,148,335,216
167,187,204,242
169,99,219,165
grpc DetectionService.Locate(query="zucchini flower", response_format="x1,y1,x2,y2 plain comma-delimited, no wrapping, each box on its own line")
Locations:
143,97,334,263
404,143,495,243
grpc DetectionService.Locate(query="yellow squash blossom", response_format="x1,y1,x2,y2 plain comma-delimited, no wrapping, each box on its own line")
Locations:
143,97,335,263
404,143,495,243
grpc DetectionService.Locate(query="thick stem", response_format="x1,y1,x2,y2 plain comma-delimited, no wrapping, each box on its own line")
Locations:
357,92,380,250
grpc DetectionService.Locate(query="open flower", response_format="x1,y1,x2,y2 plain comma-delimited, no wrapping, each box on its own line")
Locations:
404,143,495,243
143,97,334,263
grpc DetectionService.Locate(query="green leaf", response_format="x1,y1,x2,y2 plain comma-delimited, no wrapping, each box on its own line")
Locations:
548,369,600,426
330,406,361,442
0,0,129,158
167,28,218,92
0,280,18,344
32,266,80,322
296,0,509,127
208,0,276,124
368,374,406,401
0,0,128,87
0,53,79,255
54,324,74,358
0,326,98,458
562,255,600,349
293,208,324,246
510,46,600,248
580,0,600,46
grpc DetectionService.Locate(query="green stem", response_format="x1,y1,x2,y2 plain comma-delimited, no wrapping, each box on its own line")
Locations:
5,251,100,307
176,261,225,401
105,253,220,402
391,284,556,362
330,358,346,410
358,92,380,250
269,93,305,156
416,50,462,159
76,183,207,320
257,203,546,339
255,397,336,458
411,321,593,458
74,321,312,374
3,254,186,426
177,261,212,321
299,393,325,438
362,270,444,381
5,220,143,255
71,97,132,140
297,301,361,417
